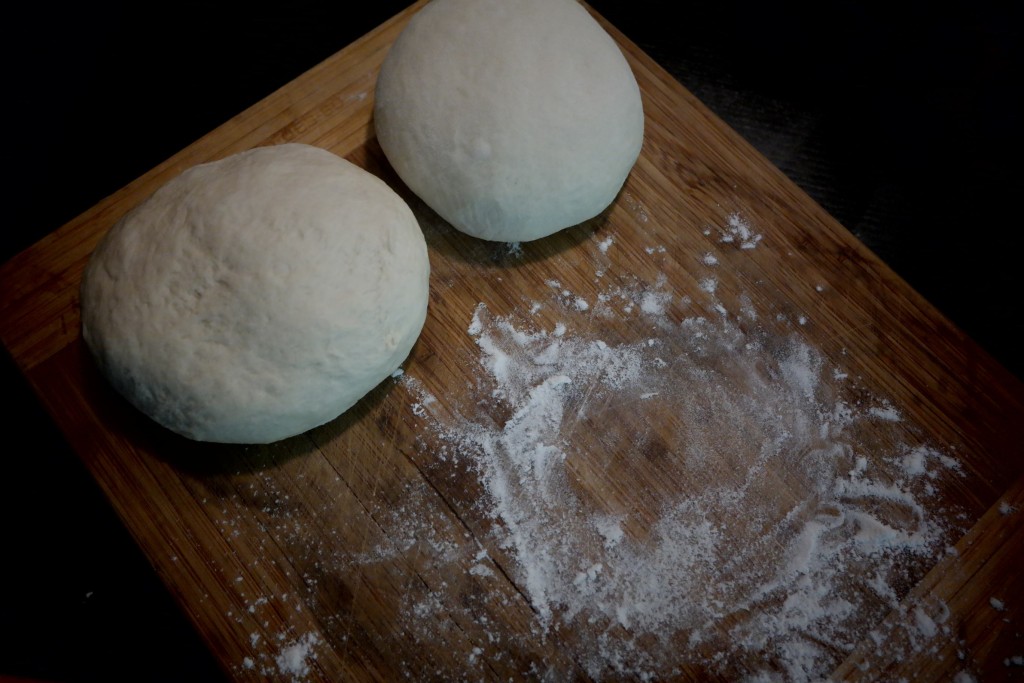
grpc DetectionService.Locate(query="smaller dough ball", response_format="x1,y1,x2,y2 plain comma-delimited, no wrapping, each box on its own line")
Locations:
80,143,430,444
374,0,644,243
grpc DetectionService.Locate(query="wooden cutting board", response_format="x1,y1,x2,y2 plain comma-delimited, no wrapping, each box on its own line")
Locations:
2,2,1022,681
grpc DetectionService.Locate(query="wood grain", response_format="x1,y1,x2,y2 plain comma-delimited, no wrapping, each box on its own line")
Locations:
2,2,1022,681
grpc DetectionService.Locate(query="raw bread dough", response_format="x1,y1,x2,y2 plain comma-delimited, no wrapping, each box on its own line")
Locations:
80,143,430,444
374,0,644,243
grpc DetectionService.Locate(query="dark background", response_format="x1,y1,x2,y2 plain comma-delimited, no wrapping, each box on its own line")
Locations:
2,1,1020,681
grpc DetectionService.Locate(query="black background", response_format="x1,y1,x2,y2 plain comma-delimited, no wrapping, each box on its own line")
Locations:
2,1,1020,681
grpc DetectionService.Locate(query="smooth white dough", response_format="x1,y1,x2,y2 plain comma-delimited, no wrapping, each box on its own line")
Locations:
374,0,644,243
80,143,430,444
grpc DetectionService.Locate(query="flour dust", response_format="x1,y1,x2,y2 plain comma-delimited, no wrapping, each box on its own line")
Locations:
388,213,963,680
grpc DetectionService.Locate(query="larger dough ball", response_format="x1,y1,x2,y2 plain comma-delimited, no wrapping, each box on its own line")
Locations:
80,143,430,444
374,0,644,243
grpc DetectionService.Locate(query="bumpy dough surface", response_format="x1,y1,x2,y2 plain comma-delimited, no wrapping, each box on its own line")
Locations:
374,0,644,243
80,143,430,444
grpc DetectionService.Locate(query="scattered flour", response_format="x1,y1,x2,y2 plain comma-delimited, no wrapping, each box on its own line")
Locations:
235,630,320,681
274,632,319,679
913,605,938,638
869,404,902,422
224,213,969,682
395,250,964,680
718,213,763,249
639,289,672,315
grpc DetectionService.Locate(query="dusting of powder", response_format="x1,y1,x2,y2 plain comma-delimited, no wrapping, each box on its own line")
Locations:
236,630,320,681
215,211,983,681
718,213,763,249
275,633,318,678
225,213,965,682
395,221,965,681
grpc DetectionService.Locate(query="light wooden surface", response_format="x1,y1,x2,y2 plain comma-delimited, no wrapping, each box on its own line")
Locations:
2,2,1022,681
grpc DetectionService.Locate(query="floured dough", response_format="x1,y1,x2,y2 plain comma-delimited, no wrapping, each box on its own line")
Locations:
80,143,430,444
374,0,644,242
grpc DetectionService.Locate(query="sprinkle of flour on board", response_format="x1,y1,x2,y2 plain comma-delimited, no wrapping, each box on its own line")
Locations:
718,212,763,249
222,212,969,681
390,212,967,681
234,631,320,681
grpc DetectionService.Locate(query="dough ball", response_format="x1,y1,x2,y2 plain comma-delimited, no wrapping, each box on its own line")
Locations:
374,0,644,243
80,143,430,444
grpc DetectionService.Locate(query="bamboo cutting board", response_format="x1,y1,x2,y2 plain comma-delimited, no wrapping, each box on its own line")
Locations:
2,2,1022,681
